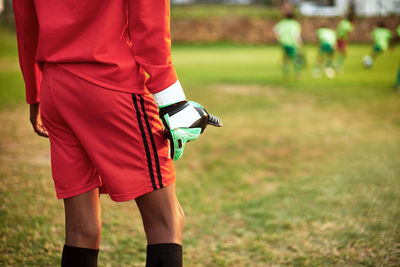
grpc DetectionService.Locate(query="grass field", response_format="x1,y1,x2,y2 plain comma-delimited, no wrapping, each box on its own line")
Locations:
170,5,281,20
1,26,400,266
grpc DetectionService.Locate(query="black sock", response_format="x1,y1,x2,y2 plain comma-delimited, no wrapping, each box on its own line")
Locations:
61,244,99,267
146,243,182,267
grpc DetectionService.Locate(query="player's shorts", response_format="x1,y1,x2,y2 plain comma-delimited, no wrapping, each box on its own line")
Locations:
282,45,297,59
373,44,383,53
40,63,175,202
320,42,334,54
336,39,347,53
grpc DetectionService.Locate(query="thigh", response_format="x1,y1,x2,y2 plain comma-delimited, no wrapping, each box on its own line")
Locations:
337,39,347,53
287,46,296,60
282,46,291,60
64,188,101,224
135,184,181,223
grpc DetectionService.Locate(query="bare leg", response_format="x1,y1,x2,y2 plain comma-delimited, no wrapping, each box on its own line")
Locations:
282,54,290,79
135,184,184,245
64,188,102,249
313,50,324,78
336,51,346,71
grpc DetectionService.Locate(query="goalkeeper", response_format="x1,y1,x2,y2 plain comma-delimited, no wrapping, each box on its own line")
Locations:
13,0,221,267
273,12,304,80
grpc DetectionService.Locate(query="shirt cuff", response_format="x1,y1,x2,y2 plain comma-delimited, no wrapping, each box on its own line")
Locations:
152,80,186,107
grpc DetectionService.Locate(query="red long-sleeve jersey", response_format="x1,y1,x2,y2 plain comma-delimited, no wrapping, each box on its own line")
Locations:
13,0,178,104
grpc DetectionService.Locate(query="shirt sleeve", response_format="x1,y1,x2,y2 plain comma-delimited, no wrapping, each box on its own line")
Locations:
13,0,42,104
127,0,178,94
273,22,280,36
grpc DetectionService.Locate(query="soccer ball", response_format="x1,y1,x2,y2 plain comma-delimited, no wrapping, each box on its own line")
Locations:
324,67,336,79
363,55,373,68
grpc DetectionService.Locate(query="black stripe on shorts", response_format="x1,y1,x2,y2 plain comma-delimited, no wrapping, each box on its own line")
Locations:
139,95,164,188
132,94,157,191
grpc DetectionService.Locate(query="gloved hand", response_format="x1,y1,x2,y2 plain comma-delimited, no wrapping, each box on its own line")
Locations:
159,101,222,161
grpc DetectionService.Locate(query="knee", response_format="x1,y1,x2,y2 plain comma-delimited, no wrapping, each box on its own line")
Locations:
161,205,184,233
79,223,101,241
66,221,101,247
172,205,184,233
177,205,184,230
145,204,185,234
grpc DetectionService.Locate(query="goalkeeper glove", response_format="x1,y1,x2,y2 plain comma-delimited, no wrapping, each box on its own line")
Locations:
159,100,222,161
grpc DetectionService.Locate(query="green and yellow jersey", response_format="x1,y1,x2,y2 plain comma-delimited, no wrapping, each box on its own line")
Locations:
317,28,337,46
372,27,393,51
274,19,302,47
337,19,353,40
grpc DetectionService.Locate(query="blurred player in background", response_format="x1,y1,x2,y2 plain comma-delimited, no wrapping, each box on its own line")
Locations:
394,25,400,92
273,12,303,80
313,25,337,79
336,14,355,72
363,22,393,68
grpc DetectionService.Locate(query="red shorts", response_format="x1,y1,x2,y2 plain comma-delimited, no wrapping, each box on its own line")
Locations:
40,64,175,202
337,39,347,53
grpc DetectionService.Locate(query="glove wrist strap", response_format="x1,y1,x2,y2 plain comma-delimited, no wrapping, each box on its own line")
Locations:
153,80,186,107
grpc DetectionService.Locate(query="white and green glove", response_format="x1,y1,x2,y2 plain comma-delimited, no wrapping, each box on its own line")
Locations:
154,81,222,161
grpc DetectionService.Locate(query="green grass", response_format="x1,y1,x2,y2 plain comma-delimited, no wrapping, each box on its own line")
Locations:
1,32,400,266
0,27,24,109
171,5,281,20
